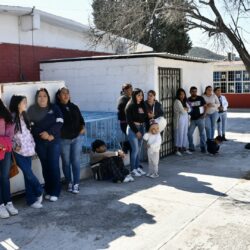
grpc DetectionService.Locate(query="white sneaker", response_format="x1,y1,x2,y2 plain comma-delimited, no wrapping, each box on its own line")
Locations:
137,168,146,175
184,150,192,155
44,195,51,200
123,175,131,183
131,169,141,177
30,201,43,209
67,183,73,192
49,196,58,202
72,184,79,194
0,204,10,219
146,172,152,177
123,175,135,183
37,194,43,204
150,173,159,178
175,151,182,156
128,174,135,182
6,202,18,215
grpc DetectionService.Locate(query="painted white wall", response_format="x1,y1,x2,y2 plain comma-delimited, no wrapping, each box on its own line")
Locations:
40,56,213,147
154,58,213,96
40,57,156,112
212,61,246,72
40,57,213,111
0,12,152,54
0,14,19,43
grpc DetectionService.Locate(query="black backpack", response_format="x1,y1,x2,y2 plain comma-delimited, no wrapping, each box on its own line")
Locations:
207,139,220,154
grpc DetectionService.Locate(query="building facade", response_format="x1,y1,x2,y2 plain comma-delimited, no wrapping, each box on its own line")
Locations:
0,5,152,83
40,53,213,156
213,61,250,108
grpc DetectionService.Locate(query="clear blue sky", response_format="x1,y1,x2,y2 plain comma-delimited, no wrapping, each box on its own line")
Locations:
1,0,249,55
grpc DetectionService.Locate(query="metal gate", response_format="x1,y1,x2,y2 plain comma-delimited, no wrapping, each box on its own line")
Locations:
158,67,181,158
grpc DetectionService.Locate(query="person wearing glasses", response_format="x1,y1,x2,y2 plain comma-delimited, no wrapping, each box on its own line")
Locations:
187,86,207,153
28,88,63,202
55,87,85,194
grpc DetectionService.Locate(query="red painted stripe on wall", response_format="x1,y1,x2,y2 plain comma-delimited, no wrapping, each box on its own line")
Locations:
224,94,250,108
0,43,112,83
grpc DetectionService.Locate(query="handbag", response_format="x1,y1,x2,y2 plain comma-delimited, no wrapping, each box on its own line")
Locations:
9,152,19,178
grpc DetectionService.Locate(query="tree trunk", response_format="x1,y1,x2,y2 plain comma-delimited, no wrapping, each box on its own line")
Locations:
224,28,250,72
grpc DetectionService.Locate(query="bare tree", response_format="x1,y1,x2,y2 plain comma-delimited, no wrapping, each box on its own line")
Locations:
90,0,192,54
164,0,250,71
90,0,250,71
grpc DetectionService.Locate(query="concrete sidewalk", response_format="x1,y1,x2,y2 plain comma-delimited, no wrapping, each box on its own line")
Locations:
1,111,250,250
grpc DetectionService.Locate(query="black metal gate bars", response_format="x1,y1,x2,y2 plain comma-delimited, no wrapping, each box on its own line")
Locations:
158,67,181,158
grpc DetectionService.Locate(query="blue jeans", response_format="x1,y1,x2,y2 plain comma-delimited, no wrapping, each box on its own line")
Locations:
0,152,11,205
14,153,43,205
188,118,206,150
217,112,227,136
36,140,61,197
61,135,82,185
127,125,144,171
205,112,219,140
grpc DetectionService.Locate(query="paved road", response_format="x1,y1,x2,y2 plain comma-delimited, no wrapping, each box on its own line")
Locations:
1,111,250,250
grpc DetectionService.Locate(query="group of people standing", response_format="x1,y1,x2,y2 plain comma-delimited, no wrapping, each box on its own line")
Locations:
0,87,85,219
117,83,228,180
117,84,164,179
0,83,228,219
174,85,228,156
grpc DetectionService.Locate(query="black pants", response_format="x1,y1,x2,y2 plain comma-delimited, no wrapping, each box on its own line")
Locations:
92,156,129,182
120,122,131,154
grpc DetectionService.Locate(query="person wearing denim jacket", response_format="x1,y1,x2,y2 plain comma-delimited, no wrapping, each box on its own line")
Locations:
55,87,85,194
9,95,43,209
0,99,18,219
125,88,148,177
28,88,63,202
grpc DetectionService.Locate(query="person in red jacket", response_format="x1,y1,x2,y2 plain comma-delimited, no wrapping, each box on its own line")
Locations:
0,99,19,219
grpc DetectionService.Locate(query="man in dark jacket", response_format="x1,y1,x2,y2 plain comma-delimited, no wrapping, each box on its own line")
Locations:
117,83,133,153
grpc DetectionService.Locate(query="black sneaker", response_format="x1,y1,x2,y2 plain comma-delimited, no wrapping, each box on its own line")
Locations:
189,148,195,152
222,136,228,141
201,148,207,153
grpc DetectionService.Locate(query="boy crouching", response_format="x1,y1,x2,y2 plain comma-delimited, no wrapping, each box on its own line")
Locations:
90,140,134,183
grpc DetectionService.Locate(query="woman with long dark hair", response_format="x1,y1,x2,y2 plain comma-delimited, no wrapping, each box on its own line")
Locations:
9,95,43,208
144,90,164,131
173,88,192,156
0,99,18,219
55,87,85,194
125,88,147,177
28,88,63,202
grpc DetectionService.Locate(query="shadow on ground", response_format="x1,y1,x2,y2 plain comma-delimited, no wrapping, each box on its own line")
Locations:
1,113,250,250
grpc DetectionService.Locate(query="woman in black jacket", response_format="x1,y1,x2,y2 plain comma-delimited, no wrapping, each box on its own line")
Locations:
125,88,147,177
144,90,164,131
56,87,85,194
28,88,63,202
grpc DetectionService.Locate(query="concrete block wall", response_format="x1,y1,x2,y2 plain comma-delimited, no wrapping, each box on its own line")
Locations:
40,57,156,112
